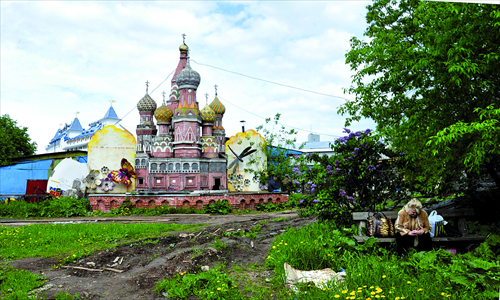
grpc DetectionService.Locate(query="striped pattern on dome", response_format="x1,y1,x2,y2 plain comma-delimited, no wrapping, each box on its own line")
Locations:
200,104,216,122
209,97,225,115
137,94,157,112
154,104,173,122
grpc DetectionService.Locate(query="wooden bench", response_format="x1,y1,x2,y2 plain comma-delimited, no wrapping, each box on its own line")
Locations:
352,208,485,246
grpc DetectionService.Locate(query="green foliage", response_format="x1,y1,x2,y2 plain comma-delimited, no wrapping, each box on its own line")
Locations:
54,291,82,300
0,114,37,166
205,200,233,215
428,104,500,184
213,238,228,249
341,0,500,194
0,222,203,260
248,113,304,184
155,264,244,299
0,197,89,219
293,128,409,224
265,221,499,299
0,265,45,299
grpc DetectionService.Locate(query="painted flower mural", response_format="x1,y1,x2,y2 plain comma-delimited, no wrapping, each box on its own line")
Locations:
101,178,114,192
83,170,102,190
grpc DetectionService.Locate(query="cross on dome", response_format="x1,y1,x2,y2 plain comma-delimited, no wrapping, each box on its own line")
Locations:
162,91,166,103
145,80,150,94
214,84,218,96
205,93,209,104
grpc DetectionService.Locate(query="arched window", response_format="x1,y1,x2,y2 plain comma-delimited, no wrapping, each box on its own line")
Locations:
135,159,140,166
160,163,166,170
151,163,157,171
183,163,189,170
168,163,174,171
175,163,181,171
192,163,198,170
141,159,146,165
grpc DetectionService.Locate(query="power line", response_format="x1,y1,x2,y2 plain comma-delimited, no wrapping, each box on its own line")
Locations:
114,69,176,125
218,96,341,138
191,60,353,101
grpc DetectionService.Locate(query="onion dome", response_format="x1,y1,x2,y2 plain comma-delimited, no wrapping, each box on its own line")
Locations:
137,94,157,112
175,59,200,89
154,104,173,122
200,104,216,122
209,96,225,115
179,43,188,54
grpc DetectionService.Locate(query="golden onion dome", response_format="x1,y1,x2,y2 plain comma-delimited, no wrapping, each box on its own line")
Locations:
154,104,173,122
209,96,225,115
200,104,216,122
179,43,188,53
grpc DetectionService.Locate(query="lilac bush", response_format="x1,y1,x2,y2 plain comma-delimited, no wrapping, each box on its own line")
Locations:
293,128,409,224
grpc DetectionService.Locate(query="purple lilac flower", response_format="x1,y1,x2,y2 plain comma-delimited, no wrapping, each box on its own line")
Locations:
365,129,371,135
353,202,357,205
294,155,300,159
326,165,332,170
348,157,353,160
399,152,406,156
311,188,315,192
361,142,367,148
355,131,362,137
334,168,339,173
327,171,333,175
305,153,311,157
307,181,312,185
343,158,348,161
354,148,359,152
343,128,351,134
366,207,370,211
312,184,317,188
300,199,304,204
349,133,356,139
367,165,376,171
351,152,356,155
293,180,300,185
313,199,320,203
339,189,346,197
347,196,353,200
335,163,338,167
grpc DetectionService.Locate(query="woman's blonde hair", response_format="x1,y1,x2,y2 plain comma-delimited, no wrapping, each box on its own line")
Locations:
406,198,423,214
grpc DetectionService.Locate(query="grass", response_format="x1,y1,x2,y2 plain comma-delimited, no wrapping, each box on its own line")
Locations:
0,223,204,261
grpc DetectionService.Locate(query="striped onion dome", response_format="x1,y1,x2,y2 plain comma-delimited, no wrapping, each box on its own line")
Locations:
209,96,225,115
137,94,157,112
200,104,216,122
154,103,173,122
175,59,200,89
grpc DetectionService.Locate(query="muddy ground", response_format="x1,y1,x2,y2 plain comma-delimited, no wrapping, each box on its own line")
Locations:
6,211,316,300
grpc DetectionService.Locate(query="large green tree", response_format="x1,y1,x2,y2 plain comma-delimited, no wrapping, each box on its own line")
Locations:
341,0,500,194
0,114,38,166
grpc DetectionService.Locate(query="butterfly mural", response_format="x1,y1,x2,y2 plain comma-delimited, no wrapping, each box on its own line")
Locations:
108,158,137,186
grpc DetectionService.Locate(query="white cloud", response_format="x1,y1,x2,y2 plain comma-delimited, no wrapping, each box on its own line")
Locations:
1,1,374,153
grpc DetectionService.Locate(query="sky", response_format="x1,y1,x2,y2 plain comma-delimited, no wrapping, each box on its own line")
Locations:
1,1,376,154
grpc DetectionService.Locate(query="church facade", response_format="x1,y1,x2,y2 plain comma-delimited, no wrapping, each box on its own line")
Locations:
133,41,228,192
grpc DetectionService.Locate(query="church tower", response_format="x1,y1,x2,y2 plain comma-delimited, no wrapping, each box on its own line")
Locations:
209,85,226,153
136,82,157,154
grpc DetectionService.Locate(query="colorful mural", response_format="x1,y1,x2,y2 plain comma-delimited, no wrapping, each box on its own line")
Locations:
226,129,267,192
87,125,137,193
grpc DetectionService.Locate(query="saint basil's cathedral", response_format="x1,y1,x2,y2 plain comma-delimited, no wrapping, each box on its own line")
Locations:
134,39,228,192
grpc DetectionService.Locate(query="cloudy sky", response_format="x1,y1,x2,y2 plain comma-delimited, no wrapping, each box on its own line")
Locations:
1,1,376,154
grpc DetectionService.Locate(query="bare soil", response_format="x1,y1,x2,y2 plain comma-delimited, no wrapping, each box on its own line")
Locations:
7,212,315,300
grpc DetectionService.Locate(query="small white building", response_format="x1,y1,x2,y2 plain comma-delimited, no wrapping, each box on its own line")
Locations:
45,106,122,153
297,133,336,157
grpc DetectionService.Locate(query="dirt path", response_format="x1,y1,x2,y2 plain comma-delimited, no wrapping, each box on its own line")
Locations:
6,212,316,299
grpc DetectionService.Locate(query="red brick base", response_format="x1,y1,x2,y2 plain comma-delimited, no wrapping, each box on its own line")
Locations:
89,193,288,212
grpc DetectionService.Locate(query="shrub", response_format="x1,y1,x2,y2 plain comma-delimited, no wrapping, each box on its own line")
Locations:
293,128,409,224
205,200,232,215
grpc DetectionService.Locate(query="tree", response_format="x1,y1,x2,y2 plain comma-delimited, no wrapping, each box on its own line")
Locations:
341,0,500,194
294,128,409,224
246,113,304,185
0,114,38,166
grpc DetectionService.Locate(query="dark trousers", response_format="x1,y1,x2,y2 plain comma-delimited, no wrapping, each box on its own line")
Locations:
395,232,432,255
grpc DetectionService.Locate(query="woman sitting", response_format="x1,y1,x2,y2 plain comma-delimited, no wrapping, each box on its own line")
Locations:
395,198,432,254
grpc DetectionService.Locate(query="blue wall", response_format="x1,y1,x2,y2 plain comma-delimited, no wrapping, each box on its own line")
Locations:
0,157,87,197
